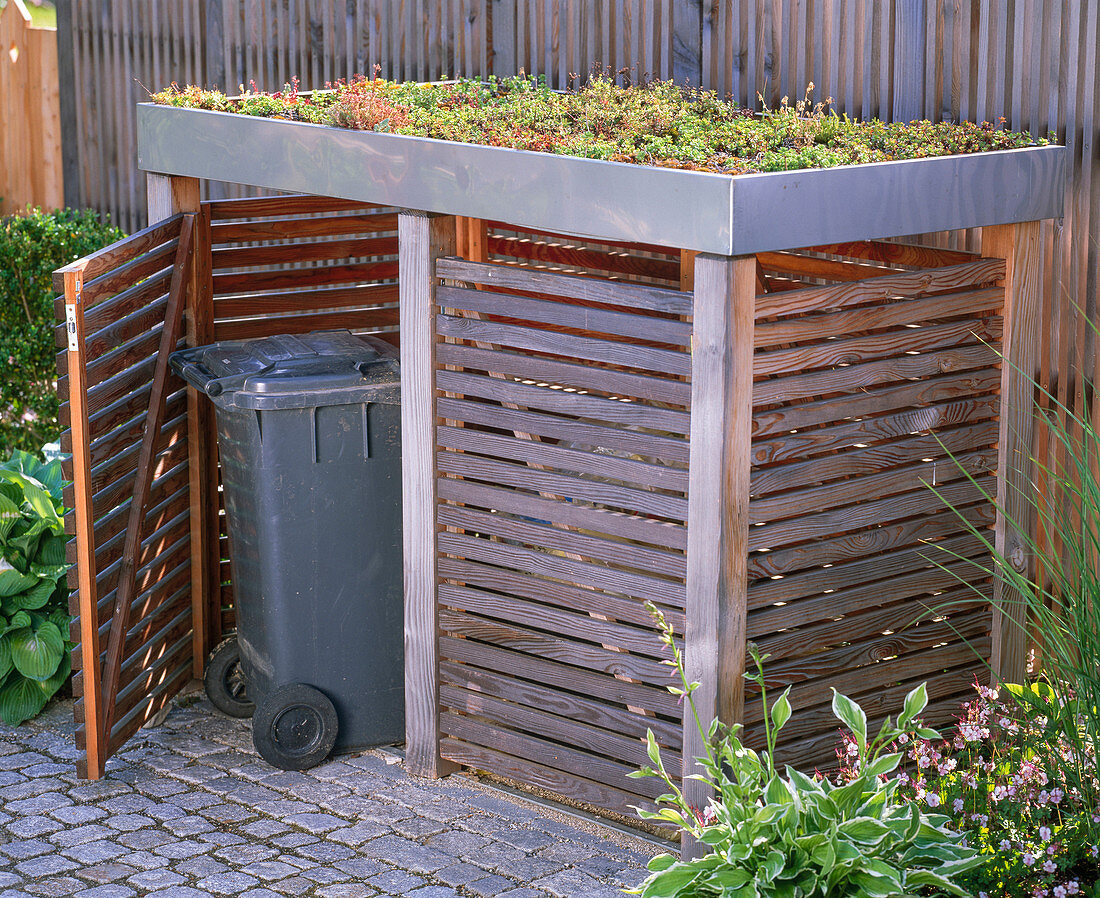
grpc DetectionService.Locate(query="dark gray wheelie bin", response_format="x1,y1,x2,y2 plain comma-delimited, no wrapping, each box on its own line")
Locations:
170,331,403,771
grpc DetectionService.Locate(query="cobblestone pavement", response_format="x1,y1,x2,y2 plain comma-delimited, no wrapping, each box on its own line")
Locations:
0,694,653,898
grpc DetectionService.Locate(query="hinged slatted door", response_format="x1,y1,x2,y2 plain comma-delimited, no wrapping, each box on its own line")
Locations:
55,214,198,778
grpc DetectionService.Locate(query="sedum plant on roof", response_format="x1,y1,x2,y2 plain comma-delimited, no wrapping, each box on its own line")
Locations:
152,72,1047,175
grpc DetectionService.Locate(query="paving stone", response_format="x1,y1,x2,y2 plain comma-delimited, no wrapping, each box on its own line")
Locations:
311,886,377,898
576,853,630,880
13,859,78,880
72,886,135,898
435,862,492,887
407,888,462,898
298,866,352,886
268,877,314,896
67,782,131,803
116,830,174,851
293,842,355,863
152,840,212,860
201,803,256,824
6,794,72,816
163,815,216,837
195,872,259,895
0,841,54,862
133,779,188,798
103,813,155,833
23,876,83,897
7,818,62,839
199,832,248,848
214,845,278,866
238,861,300,882
72,866,137,888
496,829,557,852
171,792,221,811
359,835,450,873
0,752,48,770
239,892,282,898
283,812,346,834
332,858,387,879
113,851,167,872
50,825,116,849
465,874,518,897
100,795,156,814
62,841,128,866
1,779,70,801
141,887,211,898
174,856,230,877
269,833,316,849
532,870,624,898
496,890,547,898
239,820,290,839
391,816,446,839
365,870,425,893
0,877,21,890
49,806,106,826
326,820,390,845
22,763,72,779
427,830,491,857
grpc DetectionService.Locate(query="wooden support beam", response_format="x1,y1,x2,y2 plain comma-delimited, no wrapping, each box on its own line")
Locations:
682,253,755,859
146,174,219,677
63,267,105,780
399,210,459,779
983,221,1042,686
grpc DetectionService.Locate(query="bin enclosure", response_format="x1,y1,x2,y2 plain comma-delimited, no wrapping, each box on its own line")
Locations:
58,173,1044,852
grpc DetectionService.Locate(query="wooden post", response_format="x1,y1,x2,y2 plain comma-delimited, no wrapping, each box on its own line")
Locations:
983,222,1042,686
682,253,755,859
489,0,516,79
399,210,458,779
63,267,105,780
147,174,219,678
55,0,81,208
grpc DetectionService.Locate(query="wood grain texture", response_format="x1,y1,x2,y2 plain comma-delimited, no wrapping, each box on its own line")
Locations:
63,267,106,780
682,253,754,859
984,221,1042,685
399,210,457,779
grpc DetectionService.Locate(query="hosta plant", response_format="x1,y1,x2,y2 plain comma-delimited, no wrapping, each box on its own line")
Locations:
629,603,980,898
0,450,72,725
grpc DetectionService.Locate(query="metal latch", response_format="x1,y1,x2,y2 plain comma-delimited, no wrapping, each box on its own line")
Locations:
65,304,79,352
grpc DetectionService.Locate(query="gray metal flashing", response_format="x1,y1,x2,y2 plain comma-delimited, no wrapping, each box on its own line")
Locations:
137,103,1065,254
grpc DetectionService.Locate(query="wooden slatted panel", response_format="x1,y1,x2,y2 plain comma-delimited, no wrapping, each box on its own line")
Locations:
203,193,401,638
54,216,194,765
432,255,689,818
207,194,400,344
744,250,1005,767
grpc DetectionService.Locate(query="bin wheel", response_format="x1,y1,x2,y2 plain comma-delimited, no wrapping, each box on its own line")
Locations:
204,637,255,719
252,683,338,771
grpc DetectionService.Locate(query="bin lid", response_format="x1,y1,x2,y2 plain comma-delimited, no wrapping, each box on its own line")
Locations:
169,331,400,410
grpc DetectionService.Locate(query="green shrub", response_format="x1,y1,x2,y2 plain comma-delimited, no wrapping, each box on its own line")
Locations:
0,207,123,456
630,605,980,898
0,450,71,725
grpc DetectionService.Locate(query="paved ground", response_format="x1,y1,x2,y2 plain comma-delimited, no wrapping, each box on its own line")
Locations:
0,693,653,898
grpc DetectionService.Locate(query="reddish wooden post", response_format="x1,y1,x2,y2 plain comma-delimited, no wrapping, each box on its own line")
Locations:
682,253,755,859
147,174,219,677
399,210,459,778
983,222,1042,686
62,266,105,780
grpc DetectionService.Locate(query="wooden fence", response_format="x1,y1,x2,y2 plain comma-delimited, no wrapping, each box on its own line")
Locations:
0,0,62,215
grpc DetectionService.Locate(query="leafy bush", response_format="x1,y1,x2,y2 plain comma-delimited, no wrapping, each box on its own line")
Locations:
0,450,72,726
630,605,980,898
0,207,123,456
845,682,1099,898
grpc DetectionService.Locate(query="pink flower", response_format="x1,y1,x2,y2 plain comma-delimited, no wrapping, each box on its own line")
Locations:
1051,788,1065,804
1040,826,1052,841
953,798,964,813
1022,851,1036,866
925,792,941,808
1043,860,1057,874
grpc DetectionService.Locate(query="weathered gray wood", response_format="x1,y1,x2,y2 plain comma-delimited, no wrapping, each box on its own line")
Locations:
55,0,81,209
682,253,754,860
672,0,703,84
489,0,516,78
892,0,927,122
399,210,457,779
